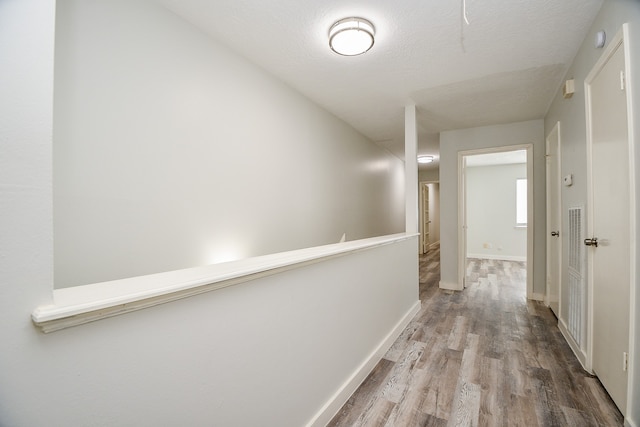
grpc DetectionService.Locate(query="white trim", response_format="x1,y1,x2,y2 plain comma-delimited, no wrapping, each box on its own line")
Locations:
457,152,467,288
456,145,534,298
32,233,418,333
559,318,590,372
466,254,527,262
405,104,419,234
439,281,462,291
584,36,596,375
530,292,545,302
546,121,563,317
622,23,637,422
307,300,421,427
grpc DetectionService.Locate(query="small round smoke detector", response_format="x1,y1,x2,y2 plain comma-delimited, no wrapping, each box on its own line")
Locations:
595,30,606,48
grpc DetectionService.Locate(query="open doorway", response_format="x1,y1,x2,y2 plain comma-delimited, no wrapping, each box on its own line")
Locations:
458,145,533,298
419,181,440,254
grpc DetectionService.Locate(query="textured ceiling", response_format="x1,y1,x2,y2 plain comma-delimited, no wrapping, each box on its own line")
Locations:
160,0,603,168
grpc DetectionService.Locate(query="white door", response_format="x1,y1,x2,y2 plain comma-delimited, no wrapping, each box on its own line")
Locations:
546,123,561,317
421,183,430,253
586,31,631,414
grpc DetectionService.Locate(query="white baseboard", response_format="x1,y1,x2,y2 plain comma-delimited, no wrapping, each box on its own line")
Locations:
558,318,590,372
543,297,560,310
530,292,545,302
307,300,421,427
439,280,463,291
467,253,527,262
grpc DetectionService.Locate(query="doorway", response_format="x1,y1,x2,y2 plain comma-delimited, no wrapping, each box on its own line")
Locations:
420,182,440,254
546,122,562,317
585,25,635,414
457,145,534,298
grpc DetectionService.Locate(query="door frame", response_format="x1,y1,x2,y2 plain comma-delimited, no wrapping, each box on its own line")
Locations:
457,144,534,298
545,121,562,316
584,24,636,415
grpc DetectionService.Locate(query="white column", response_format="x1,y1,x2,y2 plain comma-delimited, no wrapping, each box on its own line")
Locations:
405,104,418,234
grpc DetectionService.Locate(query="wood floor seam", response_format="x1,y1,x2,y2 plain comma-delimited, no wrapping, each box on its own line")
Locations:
327,247,623,427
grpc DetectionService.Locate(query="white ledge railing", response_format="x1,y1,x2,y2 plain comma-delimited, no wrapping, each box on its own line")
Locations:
32,233,416,333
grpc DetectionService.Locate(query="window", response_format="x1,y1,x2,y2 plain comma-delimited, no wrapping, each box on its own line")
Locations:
516,178,527,226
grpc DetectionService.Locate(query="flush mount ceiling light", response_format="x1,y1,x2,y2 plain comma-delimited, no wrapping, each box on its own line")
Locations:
417,155,434,164
329,17,375,56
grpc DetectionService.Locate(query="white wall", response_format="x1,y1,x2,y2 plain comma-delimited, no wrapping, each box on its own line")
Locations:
544,0,640,423
439,120,545,294
466,164,527,261
53,0,405,288
0,2,419,426
418,168,439,183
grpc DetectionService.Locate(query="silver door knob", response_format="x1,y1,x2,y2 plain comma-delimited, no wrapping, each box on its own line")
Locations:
584,237,598,247
551,231,559,237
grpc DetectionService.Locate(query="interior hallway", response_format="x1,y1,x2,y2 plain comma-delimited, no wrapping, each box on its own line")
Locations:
328,245,623,426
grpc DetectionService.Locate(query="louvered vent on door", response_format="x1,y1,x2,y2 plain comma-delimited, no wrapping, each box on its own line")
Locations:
568,206,586,348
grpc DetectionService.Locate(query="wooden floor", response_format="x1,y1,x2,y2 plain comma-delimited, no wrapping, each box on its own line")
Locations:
328,245,624,426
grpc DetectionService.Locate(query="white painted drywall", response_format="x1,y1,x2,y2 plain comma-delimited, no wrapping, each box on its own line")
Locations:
418,168,439,182
0,2,418,426
405,105,419,234
466,164,527,261
544,0,640,422
439,120,545,292
53,0,405,288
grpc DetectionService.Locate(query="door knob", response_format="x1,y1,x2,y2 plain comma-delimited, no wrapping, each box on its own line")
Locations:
551,231,559,237
584,237,598,247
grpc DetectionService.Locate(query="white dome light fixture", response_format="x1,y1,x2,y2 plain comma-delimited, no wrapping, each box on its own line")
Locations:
417,155,434,164
329,17,375,56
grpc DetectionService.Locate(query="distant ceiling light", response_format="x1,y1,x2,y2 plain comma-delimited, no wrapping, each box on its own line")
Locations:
329,17,375,56
418,155,434,164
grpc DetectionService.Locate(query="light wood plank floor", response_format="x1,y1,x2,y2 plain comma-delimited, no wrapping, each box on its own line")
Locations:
328,244,624,426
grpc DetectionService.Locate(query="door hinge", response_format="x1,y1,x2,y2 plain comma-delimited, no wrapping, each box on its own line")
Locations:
620,70,626,91
623,351,629,371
